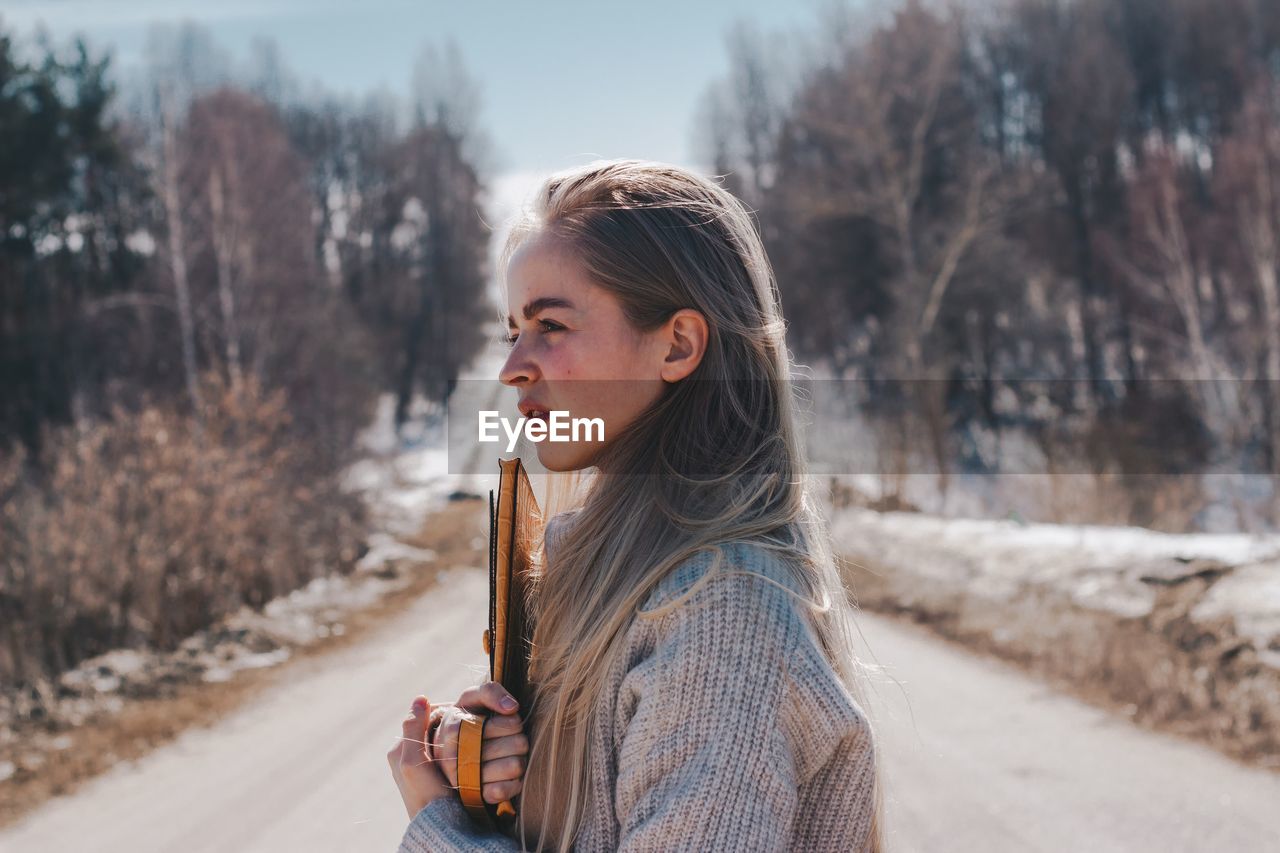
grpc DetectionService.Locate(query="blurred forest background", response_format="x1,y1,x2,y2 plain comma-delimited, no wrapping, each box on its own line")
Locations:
3,0,1280,687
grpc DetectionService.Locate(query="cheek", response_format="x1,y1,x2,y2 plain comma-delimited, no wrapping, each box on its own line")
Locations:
581,382,649,432
543,332,617,381
572,329,648,380
539,347,576,381
543,329,653,421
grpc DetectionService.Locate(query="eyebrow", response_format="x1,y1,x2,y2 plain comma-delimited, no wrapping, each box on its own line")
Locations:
506,296,577,327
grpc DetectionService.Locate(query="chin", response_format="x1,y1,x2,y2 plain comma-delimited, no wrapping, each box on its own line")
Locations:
536,442,602,473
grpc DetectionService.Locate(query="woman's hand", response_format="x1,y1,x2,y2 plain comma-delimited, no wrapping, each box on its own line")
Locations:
387,695,452,819
428,681,529,805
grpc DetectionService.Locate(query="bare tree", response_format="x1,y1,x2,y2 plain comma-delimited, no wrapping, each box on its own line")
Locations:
693,20,802,208
787,2,1006,381
156,83,205,429
1216,82,1280,510
1105,153,1243,444
180,89,312,387
410,38,498,180
382,123,490,429
763,2,1020,503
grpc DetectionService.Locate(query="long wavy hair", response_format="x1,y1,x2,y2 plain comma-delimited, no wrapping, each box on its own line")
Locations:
499,159,886,852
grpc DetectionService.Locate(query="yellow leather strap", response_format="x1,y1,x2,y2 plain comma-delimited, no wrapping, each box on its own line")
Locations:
458,712,490,824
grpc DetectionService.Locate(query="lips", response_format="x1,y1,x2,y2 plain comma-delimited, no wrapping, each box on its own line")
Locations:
518,400,550,422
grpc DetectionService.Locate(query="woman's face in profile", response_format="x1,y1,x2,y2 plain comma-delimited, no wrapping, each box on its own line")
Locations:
499,232,671,472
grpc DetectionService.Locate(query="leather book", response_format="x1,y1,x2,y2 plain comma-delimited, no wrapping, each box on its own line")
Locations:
457,456,543,831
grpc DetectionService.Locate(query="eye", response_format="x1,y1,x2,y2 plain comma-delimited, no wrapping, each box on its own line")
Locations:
501,318,563,345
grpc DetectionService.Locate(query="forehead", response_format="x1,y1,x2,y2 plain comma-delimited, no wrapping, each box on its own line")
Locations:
505,233,598,313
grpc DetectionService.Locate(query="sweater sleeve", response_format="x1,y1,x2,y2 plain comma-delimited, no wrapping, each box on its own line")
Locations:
397,796,521,852
612,561,803,852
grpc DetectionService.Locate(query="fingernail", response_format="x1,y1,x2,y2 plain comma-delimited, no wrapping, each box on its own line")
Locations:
413,697,428,712
500,696,517,711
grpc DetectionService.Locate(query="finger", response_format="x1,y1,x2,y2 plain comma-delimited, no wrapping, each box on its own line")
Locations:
481,732,530,762
398,696,430,763
437,718,460,752
438,710,521,756
457,681,520,715
427,705,456,752
432,711,519,789
456,682,519,715
480,712,524,738
427,705,449,739
483,779,523,805
479,754,526,783
436,715,461,788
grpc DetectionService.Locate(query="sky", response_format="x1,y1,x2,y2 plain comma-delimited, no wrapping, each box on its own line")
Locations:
0,0,863,302
0,1,852,216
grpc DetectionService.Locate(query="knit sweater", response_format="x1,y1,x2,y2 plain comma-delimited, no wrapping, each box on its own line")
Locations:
397,513,878,852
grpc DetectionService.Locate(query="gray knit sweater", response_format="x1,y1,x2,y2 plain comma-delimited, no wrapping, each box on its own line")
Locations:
398,514,878,852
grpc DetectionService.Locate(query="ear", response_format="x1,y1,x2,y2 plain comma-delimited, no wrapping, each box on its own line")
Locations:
658,309,709,383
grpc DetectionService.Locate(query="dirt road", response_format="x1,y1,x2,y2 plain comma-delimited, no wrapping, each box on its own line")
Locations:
857,614,1280,852
0,566,490,853
3,567,1279,852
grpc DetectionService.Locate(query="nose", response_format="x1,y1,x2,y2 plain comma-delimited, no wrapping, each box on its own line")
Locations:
499,335,540,387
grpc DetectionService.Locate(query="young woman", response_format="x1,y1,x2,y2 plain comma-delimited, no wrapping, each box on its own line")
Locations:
387,159,885,851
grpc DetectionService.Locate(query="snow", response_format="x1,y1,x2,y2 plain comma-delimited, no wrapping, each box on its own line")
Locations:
829,501,1280,632
343,334,514,538
342,394,454,538
1190,560,1280,650
846,508,1280,568
200,649,292,684
355,532,437,573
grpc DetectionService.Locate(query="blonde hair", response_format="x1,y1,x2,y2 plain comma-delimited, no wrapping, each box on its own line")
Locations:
500,159,886,852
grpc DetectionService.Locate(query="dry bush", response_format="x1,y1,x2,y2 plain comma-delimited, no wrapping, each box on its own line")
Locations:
1011,405,1212,530
0,371,368,686
1001,472,1208,532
